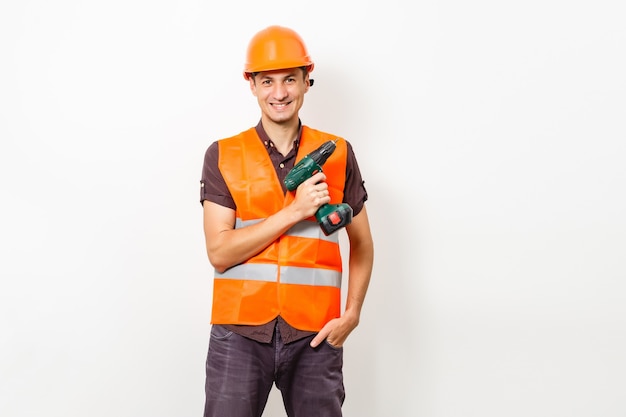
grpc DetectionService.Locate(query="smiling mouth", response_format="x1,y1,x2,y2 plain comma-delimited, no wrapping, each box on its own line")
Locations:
271,101,291,108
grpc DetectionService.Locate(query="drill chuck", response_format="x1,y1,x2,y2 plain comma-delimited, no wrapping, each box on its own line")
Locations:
309,140,337,166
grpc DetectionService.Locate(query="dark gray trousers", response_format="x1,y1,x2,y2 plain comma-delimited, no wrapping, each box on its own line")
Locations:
203,324,344,417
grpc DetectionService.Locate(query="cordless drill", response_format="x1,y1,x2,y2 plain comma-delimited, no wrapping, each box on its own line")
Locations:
284,140,353,235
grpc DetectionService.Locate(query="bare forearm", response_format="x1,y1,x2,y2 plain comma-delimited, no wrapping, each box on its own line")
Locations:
207,205,302,272
343,208,374,321
344,241,374,319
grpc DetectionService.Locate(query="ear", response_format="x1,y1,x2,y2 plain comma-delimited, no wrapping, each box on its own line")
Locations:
249,76,257,96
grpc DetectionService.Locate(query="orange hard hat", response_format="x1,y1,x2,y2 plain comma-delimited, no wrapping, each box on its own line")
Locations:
243,25,314,80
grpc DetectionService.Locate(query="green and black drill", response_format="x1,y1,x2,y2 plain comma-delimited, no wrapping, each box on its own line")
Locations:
284,140,353,235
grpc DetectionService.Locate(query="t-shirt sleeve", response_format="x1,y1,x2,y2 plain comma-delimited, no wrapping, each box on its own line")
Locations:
344,141,369,217
199,141,236,210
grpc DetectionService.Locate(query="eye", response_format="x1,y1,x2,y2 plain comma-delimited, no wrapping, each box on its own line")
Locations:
261,79,272,86
285,77,296,84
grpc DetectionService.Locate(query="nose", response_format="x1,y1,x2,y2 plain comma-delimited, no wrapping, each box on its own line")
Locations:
272,82,289,100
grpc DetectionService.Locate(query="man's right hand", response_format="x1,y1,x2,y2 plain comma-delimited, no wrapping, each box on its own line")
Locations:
292,172,331,219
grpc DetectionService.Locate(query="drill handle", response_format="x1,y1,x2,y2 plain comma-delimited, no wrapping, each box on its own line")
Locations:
283,157,322,191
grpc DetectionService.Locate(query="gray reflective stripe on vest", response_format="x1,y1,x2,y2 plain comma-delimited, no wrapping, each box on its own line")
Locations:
235,218,262,228
235,218,339,243
280,266,341,288
216,264,341,288
215,263,277,281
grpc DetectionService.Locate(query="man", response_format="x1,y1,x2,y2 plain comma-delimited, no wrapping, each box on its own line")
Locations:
199,25,374,417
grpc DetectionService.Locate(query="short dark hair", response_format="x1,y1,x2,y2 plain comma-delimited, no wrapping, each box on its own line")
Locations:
251,66,309,82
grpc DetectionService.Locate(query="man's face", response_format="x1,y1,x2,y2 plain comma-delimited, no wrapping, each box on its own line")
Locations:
249,68,310,125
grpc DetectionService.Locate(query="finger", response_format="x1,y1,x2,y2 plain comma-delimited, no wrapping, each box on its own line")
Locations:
310,332,325,348
310,326,331,348
305,171,326,185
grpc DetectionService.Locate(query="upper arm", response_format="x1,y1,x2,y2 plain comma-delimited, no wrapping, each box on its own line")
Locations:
203,200,236,255
346,205,373,253
344,141,368,216
200,141,236,210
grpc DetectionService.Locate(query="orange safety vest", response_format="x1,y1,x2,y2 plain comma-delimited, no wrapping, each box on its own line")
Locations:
212,125,348,331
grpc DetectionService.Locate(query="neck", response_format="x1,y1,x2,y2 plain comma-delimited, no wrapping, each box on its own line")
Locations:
261,116,300,155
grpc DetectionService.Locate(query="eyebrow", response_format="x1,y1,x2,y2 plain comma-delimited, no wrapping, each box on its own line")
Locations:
259,72,299,81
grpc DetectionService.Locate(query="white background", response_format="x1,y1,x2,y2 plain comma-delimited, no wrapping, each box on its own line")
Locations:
1,1,625,416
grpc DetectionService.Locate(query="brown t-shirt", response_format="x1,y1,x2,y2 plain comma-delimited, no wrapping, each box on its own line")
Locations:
200,120,368,343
